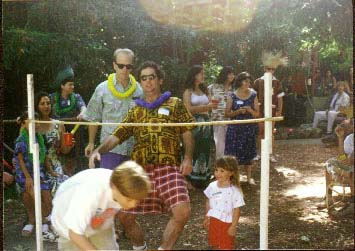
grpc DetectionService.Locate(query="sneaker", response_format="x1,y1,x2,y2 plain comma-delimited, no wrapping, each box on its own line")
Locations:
270,155,277,163
43,230,58,242
253,155,261,161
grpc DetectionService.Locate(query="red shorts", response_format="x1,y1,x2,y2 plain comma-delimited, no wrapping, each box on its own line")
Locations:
209,217,235,250
122,165,190,214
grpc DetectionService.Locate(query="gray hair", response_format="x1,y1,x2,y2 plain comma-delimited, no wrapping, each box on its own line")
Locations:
113,48,134,62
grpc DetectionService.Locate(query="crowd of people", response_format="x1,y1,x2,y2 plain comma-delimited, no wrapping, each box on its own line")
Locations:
6,47,353,250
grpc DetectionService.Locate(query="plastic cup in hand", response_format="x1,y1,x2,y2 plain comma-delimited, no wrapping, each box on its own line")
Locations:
211,99,219,112
211,99,219,106
64,132,74,147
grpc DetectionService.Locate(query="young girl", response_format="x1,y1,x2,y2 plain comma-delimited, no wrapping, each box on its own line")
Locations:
203,156,245,250
14,111,58,240
51,161,151,251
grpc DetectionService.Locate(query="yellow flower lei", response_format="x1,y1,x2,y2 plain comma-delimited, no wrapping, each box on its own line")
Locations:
108,73,137,99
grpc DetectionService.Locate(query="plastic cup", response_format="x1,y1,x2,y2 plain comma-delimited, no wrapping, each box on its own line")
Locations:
211,99,219,106
64,132,74,146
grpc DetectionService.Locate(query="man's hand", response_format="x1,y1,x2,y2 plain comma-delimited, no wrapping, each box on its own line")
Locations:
180,156,193,176
88,150,101,169
85,143,95,158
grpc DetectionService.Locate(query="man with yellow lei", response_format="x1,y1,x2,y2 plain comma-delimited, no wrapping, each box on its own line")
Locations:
83,48,143,169
89,61,195,250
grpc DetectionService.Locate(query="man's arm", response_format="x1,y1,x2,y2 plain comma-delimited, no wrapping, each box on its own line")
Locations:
85,125,98,157
181,130,194,176
88,135,120,168
277,96,283,116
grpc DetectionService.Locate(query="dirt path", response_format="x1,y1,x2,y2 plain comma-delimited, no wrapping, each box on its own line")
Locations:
3,140,354,250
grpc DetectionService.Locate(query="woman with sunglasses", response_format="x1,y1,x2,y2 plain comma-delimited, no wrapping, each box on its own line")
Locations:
49,66,87,176
183,65,217,187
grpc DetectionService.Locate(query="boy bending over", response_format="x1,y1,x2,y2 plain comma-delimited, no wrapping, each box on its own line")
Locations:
51,161,151,250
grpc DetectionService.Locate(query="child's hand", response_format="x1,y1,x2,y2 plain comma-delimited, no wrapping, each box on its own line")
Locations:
227,225,236,237
203,216,210,230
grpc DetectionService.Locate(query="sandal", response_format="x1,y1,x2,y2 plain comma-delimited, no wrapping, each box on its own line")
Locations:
248,178,256,185
22,224,34,237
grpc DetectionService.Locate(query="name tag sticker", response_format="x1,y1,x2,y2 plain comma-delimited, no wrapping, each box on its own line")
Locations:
237,100,244,105
158,107,170,116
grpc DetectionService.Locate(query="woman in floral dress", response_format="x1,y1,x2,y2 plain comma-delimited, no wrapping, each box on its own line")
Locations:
225,72,259,185
35,91,70,193
183,65,217,186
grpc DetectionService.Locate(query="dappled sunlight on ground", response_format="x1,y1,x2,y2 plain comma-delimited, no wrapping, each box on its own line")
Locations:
284,176,325,199
274,165,325,198
274,166,302,178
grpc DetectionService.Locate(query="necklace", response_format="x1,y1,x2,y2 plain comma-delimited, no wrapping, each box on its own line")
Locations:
108,73,137,99
135,91,171,109
54,92,76,115
20,129,46,164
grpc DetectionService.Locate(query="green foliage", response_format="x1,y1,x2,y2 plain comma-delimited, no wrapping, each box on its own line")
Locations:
3,0,352,130
203,53,223,86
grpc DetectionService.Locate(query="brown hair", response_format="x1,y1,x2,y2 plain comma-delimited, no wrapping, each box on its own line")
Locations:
214,156,242,192
110,161,151,200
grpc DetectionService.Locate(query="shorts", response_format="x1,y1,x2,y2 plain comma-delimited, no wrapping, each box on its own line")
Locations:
209,217,235,250
121,165,190,214
100,152,130,170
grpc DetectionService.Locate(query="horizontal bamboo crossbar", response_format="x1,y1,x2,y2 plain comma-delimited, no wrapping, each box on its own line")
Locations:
4,117,283,126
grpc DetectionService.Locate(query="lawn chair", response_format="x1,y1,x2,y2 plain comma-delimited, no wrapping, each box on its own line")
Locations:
325,159,353,210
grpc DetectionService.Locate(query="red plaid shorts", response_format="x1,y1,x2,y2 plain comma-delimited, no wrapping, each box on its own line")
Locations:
121,165,190,214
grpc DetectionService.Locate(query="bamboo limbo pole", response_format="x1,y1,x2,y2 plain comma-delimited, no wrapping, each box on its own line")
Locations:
27,74,43,251
260,72,272,249
27,116,284,127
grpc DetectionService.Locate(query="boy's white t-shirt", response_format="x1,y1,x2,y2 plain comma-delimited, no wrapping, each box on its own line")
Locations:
51,168,122,240
204,180,245,223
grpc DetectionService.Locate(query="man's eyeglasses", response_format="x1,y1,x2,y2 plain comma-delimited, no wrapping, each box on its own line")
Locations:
115,62,133,70
140,74,157,81
266,67,275,71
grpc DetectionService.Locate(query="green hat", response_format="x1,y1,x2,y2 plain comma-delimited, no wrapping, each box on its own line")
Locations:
51,66,74,90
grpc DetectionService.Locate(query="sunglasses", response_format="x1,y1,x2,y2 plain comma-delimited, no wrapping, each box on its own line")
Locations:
140,74,157,81
115,62,133,70
266,68,275,71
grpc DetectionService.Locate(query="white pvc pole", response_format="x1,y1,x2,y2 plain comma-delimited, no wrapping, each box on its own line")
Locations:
260,72,272,250
27,74,43,251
